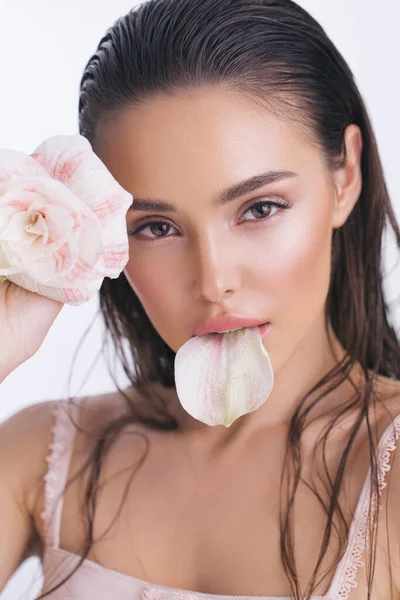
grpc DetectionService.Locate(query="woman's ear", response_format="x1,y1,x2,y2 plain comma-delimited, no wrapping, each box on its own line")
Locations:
331,124,363,229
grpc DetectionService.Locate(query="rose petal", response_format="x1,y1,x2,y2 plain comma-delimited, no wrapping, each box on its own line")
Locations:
0,134,133,305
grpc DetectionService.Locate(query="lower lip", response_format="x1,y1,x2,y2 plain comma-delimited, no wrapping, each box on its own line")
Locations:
258,322,271,338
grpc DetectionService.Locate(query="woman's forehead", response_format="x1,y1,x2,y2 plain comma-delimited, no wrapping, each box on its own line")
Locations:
95,88,322,193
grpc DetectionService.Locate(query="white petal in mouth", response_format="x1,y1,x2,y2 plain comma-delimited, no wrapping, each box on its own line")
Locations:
174,325,274,427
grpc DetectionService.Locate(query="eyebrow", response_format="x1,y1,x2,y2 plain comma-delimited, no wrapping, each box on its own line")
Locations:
128,170,298,212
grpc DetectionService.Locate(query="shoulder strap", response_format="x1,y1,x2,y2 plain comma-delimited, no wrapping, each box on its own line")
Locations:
326,413,400,599
40,398,81,549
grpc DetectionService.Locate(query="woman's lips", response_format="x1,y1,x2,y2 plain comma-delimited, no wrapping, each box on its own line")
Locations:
192,315,271,337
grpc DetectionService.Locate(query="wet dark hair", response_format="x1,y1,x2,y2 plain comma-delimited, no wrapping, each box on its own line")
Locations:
35,1,400,599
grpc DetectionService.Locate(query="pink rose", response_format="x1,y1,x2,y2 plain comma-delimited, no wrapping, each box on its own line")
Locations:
0,135,133,305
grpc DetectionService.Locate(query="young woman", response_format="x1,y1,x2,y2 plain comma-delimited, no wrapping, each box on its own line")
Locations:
1,0,400,599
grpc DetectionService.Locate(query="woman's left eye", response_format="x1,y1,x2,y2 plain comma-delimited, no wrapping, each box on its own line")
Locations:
242,200,283,221
127,198,292,240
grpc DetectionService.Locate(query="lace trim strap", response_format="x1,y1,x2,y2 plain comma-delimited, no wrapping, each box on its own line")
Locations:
326,413,400,599
40,398,80,549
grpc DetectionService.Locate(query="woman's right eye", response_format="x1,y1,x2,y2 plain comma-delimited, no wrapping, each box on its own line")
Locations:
127,220,177,239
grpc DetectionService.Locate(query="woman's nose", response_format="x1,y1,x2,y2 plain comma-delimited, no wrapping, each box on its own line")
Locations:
192,232,241,303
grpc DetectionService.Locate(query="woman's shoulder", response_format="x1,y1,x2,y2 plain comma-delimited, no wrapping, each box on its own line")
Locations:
373,374,400,430
0,388,137,523
0,399,61,514
373,376,400,570
0,387,144,553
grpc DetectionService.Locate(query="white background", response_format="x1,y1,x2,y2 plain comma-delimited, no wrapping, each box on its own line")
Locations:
0,0,399,598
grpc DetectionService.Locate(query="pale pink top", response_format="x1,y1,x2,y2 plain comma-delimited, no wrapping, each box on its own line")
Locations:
39,398,400,600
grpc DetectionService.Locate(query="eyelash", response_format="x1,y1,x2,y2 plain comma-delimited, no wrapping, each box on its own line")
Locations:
127,198,293,240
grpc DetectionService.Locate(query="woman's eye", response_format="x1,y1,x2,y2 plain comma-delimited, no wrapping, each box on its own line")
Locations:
127,199,291,240
128,220,177,239
242,200,280,221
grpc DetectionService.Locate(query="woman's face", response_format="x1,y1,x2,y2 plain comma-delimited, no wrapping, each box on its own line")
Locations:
95,86,359,390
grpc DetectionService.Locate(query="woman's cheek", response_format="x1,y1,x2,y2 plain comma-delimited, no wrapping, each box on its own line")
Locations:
125,254,185,347
125,257,167,311
269,208,333,339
